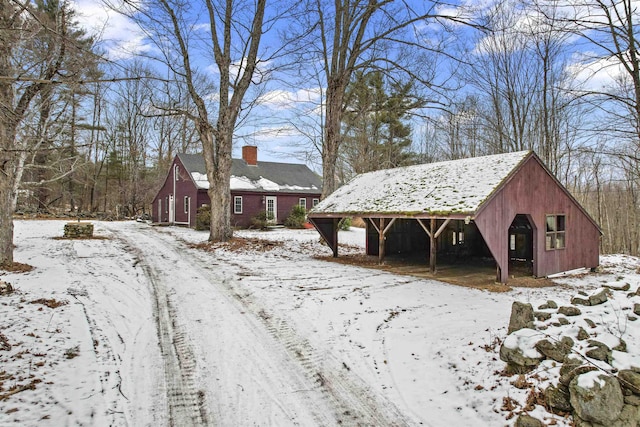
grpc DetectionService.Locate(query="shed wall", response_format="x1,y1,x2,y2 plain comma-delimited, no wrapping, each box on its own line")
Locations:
475,156,600,282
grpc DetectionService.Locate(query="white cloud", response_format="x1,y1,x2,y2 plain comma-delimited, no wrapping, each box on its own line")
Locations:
258,88,322,110
72,0,150,59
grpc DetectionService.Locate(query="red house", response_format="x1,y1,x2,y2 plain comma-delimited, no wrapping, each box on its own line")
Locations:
152,146,322,228
308,151,601,283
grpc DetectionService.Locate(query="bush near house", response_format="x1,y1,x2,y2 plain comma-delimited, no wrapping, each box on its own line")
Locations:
284,205,307,229
196,205,210,230
251,211,274,229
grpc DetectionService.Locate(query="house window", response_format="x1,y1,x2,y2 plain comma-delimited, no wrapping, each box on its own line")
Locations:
546,214,566,250
234,196,243,214
312,198,320,207
184,196,189,213
299,198,307,209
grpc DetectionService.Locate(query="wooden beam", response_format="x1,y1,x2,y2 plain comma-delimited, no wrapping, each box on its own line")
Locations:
416,218,432,238
434,218,451,239
378,218,385,264
332,218,339,258
430,218,437,273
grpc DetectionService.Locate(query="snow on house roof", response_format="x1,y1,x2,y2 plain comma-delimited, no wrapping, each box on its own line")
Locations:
177,153,322,194
311,151,532,216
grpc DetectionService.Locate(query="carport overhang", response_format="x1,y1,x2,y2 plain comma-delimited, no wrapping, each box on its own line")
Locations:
308,212,509,283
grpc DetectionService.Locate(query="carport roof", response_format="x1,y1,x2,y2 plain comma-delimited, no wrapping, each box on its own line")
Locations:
310,151,532,217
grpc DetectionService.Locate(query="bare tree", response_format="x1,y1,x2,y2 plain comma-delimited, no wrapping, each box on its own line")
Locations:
0,0,96,266
290,0,477,197
120,0,269,241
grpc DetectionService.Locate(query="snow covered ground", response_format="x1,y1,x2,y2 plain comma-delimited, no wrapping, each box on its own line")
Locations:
0,220,638,426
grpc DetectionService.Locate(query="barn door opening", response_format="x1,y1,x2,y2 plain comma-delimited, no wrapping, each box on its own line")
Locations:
508,214,534,276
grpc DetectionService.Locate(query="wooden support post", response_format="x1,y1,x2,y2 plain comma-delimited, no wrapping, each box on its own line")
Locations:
429,218,436,274
332,218,339,258
378,218,385,264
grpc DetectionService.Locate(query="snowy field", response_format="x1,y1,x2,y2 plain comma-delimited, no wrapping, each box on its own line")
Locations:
0,220,638,426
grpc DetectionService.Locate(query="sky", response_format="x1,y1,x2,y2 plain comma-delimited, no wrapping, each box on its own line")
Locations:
68,0,635,167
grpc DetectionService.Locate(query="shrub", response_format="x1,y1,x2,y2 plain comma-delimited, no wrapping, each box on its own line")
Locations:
285,205,307,229
251,211,274,229
196,205,210,230
338,217,352,230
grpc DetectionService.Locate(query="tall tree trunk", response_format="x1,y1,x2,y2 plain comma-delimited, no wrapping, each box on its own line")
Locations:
322,79,345,198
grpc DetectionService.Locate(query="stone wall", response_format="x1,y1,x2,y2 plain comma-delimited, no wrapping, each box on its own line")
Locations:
63,222,94,238
502,285,640,426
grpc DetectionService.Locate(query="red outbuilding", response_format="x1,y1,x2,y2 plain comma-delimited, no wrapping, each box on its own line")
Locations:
152,146,322,228
308,151,601,284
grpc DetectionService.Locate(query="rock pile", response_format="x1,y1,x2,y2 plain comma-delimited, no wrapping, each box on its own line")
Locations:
63,222,94,238
500,285,640,426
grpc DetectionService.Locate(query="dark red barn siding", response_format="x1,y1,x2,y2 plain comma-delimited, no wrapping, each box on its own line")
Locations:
475,156,600,282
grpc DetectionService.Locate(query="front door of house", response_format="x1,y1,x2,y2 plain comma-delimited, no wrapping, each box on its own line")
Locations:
265,196,277,223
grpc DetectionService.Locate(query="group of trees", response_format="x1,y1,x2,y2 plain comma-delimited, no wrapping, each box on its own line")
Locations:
1,0,640,265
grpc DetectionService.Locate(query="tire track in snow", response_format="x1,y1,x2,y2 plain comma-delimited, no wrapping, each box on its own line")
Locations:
140,259,209,427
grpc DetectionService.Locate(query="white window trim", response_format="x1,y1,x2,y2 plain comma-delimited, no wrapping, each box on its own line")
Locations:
234,196,243,214
312,198,320,207
184,196,189,214
299,198,307,209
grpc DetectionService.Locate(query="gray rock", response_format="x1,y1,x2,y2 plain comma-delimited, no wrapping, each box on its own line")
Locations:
577,327,590,341
534,311,552,321
560,354,585,378
558,317,570,326
0,281,13,296
586,340,612,363
538,300,558,309
571,295,591,306
589,288,609,306
514,414,544,427
569,372,624,425
499,329,544,374
625,394,640,406
560,365,597,387
559,306,582,316
545,384,572,413
584,318,597,328
614,338,628,352
604,282,630,291
616,403,640,426
619,370,640,395
508,301,535,334
535,337,574,362
634,303,640,316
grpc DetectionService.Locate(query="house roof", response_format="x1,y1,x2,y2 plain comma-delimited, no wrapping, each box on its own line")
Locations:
310,151,532,217
176,153,322,194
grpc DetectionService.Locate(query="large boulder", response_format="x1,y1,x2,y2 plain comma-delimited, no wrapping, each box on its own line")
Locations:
500,328,544,374
508,301,535,334
514,414,544,427
570,371,624,425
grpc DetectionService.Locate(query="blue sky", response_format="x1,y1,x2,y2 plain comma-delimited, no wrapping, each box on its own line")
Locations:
70,0,633,168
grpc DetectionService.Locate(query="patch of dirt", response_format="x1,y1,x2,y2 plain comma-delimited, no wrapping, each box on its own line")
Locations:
0,262,33,273
52,236,110,241
190,237,284,252
315,254,559,292
29,298,67,309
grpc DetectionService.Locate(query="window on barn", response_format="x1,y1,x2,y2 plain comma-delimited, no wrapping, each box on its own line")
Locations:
545,214,566,250
184,196,189,213
299,198,307,209
234,196,243,214
312,198,319,207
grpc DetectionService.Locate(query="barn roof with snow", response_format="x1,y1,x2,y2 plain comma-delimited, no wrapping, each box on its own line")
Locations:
312,151,530,216
309,151,601,284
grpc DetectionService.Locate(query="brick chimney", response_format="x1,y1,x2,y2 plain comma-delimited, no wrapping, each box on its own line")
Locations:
242,145,258,166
